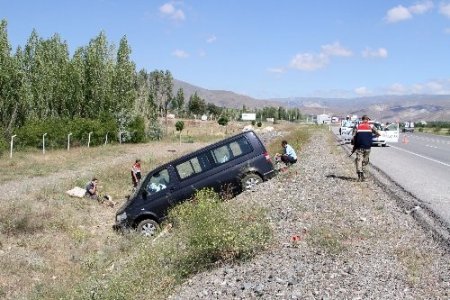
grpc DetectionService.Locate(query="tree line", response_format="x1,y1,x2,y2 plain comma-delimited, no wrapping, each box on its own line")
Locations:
0,19,302,154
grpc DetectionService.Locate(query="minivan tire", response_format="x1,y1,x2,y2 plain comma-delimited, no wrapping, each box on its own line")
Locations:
241,173,262,191
137,219,159,237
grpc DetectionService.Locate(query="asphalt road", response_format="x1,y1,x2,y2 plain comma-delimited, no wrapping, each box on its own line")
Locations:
332,126,450,227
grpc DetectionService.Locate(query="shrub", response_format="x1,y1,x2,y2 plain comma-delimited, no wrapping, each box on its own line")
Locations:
126,116,146,143
251,120,256,126
147,121,163,140
168,188,272,277
257,121,262,127
175,121,184,132
217,116,229,126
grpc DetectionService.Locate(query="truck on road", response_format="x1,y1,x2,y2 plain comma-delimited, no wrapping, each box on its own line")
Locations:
402,121,415,133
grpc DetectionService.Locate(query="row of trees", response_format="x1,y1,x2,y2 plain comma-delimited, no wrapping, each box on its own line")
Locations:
0,19,302,154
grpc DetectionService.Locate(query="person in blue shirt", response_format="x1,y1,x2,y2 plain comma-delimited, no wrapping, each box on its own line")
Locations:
280,140,297,165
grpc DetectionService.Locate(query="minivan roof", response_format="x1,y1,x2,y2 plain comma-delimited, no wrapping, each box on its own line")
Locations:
153,130,261,171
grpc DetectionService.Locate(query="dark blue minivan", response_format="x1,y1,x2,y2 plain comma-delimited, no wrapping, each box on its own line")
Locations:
114,130,276,236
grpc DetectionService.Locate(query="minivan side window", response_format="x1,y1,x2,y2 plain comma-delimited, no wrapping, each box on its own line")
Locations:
146,169,170,194
211,137,253,165
212,145,232,164
176,152,212,180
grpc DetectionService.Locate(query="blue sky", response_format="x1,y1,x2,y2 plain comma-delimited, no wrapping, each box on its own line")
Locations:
1,0,450,99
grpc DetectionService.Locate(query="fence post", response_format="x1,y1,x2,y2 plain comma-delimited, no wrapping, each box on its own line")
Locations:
67,133,72,151
42,133,47,154
88,132,93,148
10,135,17,159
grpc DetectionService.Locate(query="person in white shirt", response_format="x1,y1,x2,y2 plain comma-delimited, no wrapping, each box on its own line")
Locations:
280,140,297,165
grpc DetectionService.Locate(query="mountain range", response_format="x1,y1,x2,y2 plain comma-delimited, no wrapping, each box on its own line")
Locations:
174,79,450,122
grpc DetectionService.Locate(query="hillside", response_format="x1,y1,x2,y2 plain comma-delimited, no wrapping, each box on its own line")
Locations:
174,79,450,121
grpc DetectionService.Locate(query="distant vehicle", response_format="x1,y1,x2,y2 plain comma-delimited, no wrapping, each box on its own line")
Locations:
114,130,277,237
402,121,415,133
370,121,400,146
339,118,356,143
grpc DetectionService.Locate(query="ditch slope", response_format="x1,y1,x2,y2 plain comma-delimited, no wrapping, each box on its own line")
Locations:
170,129,450,299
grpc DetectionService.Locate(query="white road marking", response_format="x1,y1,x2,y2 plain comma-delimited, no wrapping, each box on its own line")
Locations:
425,144,438,149
389,145,450,168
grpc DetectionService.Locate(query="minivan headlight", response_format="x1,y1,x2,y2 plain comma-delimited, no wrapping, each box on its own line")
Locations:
116,212,127,222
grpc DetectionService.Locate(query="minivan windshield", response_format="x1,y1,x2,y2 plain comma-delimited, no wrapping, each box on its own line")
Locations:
145,169,170,195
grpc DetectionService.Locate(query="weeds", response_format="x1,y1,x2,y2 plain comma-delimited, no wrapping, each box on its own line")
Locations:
30,189,272,300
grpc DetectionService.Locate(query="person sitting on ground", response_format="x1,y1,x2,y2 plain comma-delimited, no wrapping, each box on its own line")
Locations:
85,177,115,207
85,177,99,200
276,140,298,165
131,159,142,188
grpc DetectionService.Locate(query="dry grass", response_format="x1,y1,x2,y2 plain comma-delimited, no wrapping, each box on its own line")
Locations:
0,120,299,300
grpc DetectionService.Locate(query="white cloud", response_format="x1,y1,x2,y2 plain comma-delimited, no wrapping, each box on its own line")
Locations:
206,35,217,43
385,1,433,23
362,47,388,58
321,42,353,57
290,53,329,71
355,86,371,96
160,3,175,14
409,0,434,14
383,79,450,95
172,49,189,58
289,42,352,71
385,5,412,23
439,2,450,18
160,2,185,21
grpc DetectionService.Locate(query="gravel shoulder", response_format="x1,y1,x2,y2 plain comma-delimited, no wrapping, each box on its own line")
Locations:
169,129,450,299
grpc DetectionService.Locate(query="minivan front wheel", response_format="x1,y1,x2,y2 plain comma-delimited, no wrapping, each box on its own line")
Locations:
241,173,262,191
136,219,160,237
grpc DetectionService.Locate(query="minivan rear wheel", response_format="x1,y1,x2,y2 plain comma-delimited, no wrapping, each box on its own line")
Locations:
241,173,262,191
137,219,159,237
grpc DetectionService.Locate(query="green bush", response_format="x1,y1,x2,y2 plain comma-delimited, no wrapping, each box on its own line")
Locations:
175,120,184,132
251,120,256,126
147,121,163,140
126,116,146,143
218,116,229,126
168,189,272,277
257,121,262,127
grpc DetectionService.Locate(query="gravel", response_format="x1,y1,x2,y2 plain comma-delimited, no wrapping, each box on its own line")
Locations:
169,129,450,299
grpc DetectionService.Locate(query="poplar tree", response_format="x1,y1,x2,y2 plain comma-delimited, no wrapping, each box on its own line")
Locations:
112,36,136,117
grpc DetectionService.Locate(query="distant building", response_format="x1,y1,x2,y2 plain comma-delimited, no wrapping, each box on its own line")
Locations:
241,113,256,121
316,114,331,124
201,114,208,121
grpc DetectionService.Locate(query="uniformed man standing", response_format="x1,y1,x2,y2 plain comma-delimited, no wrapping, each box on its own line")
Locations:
352,115,380,182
